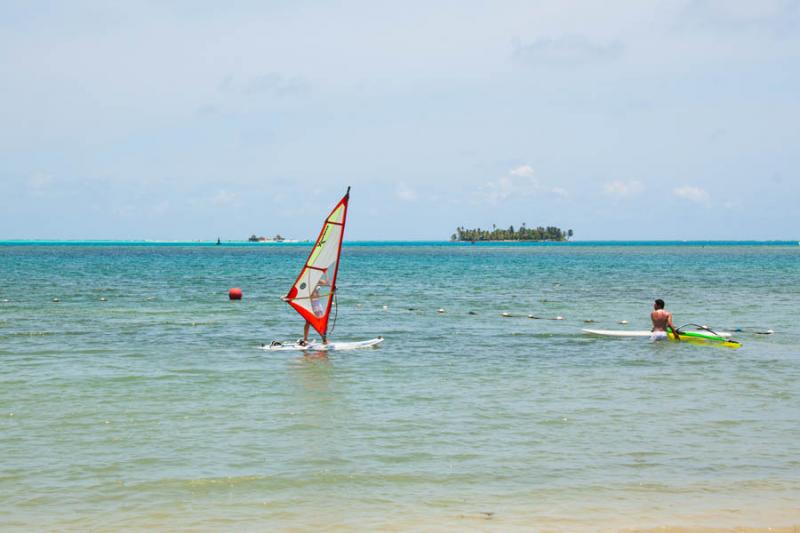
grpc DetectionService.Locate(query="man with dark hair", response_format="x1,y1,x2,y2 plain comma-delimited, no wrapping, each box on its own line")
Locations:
651,299,679,341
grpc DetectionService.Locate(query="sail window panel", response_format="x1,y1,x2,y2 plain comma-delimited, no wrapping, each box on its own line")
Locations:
309,292,330,318
309,224,342,269
292,267,324,301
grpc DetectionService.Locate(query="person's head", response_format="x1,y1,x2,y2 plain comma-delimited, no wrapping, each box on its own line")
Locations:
654,299,665,310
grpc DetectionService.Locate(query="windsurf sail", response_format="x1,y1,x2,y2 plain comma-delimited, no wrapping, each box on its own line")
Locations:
283,187,350,338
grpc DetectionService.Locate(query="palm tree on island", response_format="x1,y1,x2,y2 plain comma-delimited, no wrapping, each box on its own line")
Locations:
451,225,572,242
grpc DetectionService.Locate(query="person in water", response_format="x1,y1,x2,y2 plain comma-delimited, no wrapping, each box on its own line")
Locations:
299,277,329,346
651,298,679,341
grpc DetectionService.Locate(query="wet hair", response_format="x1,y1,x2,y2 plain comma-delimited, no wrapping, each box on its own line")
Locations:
654,299,665,309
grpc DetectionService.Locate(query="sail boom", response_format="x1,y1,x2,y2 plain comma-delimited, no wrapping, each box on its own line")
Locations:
285,293,334,302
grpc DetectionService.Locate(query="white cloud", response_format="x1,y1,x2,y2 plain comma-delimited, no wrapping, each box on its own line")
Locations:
395,182,417,201
510,164,535,178
484,175,520,204
604,179,644,197
512,36,624,68
482,165,567,205
673,185,710,203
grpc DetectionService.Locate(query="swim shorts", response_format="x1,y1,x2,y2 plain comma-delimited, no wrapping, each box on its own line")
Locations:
650,330,668,341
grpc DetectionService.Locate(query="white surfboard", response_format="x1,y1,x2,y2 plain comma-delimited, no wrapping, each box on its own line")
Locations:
582,328,732,339
260,337,384,352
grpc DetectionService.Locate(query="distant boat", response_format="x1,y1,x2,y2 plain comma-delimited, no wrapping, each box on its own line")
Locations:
216,237,221,245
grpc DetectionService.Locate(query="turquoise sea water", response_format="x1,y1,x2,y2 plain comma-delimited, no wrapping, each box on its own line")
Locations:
1,242,799,531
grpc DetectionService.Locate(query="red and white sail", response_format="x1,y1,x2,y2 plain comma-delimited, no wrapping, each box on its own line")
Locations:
283,187,350,338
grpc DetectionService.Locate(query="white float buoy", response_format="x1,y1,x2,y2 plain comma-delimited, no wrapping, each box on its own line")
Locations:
619,320,629,325
382,305,388,310
555,316,564,320
437,308,445,313
52,298,60,303
501,312,512,317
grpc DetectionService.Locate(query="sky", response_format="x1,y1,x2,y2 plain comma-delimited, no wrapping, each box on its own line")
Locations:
1,0,798,241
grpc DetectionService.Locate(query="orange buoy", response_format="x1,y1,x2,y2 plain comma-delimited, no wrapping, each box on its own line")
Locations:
229,288,243,300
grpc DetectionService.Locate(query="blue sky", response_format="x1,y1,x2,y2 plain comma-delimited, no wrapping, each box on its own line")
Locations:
1,1,798,240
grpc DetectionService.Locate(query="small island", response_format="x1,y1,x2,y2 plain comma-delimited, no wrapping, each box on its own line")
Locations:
451,224,572,242
248,234,285,242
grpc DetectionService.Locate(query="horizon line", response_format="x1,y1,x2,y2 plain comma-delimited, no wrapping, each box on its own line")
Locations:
1,239,798,245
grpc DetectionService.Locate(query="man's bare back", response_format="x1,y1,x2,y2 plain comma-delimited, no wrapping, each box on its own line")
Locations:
651,309,672,332
651,299,679,340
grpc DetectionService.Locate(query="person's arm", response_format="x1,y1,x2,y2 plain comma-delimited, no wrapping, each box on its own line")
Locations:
668,313,680,339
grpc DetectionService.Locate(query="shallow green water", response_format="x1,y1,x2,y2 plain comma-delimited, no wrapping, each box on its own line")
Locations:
1,243,798,531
